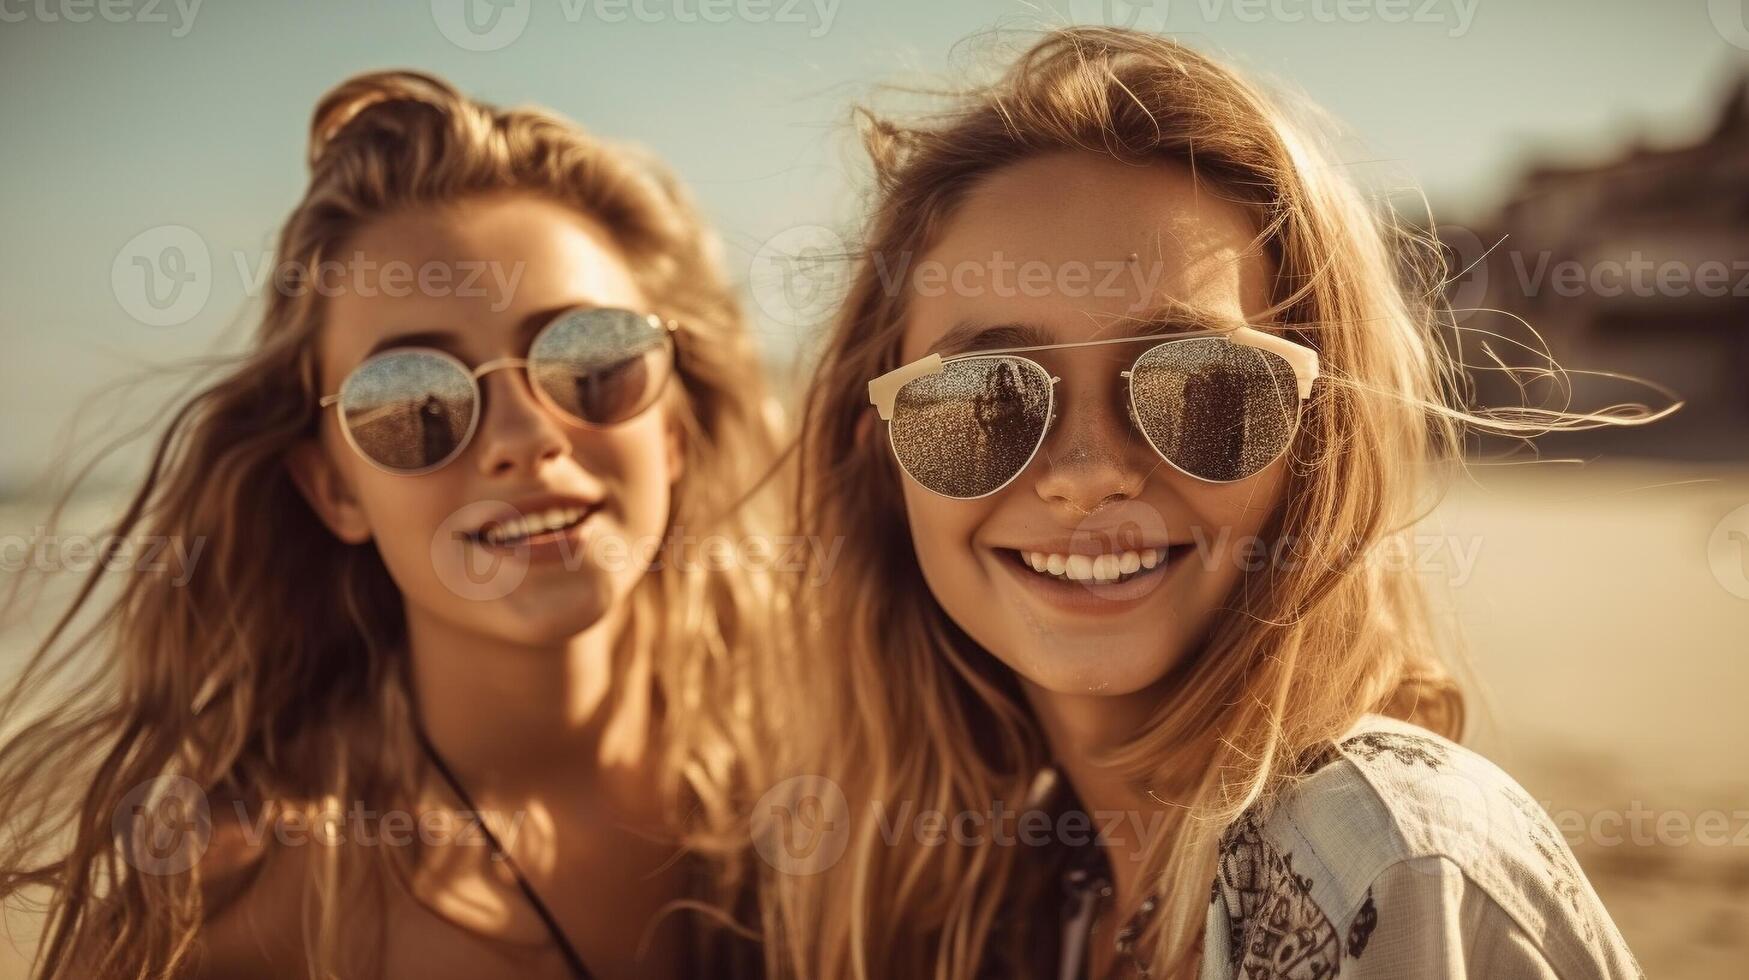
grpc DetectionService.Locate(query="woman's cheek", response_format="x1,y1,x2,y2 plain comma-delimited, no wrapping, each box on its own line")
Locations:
605,417,679,543
899,481,1011,657
360,485,469,604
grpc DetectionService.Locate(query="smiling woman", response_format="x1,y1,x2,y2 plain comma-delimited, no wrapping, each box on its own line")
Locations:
0,70,780,979
771,26,1658,980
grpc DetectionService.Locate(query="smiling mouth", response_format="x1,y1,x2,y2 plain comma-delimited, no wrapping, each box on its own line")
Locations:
1000,544,1195,586
466,505,595,548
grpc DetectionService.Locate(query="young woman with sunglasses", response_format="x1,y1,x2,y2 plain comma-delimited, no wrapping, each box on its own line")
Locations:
769,27,1651,980
0,72,775,978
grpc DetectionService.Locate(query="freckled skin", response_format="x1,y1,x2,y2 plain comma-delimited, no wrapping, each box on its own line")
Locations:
897,152,1290,697
299,194,684,651
268,193,690,978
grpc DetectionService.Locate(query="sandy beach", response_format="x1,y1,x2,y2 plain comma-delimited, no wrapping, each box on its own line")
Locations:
1,458,1744,977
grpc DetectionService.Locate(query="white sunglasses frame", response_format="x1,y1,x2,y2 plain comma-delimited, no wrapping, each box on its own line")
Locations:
318,309,679,477
866,325,1321,499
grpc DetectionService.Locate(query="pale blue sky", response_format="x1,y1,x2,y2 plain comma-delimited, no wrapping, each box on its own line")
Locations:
1,0,1742,492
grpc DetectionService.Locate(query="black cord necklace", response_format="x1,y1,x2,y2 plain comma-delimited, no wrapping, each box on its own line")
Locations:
1063,855,1159,979
412,722,596,980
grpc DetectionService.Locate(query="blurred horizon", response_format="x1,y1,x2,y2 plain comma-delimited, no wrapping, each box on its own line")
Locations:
4,0,1748,496
3,4,1748,977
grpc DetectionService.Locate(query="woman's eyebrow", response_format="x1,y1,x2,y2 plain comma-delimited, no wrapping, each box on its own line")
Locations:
362,329,462,359
932,305,1242,356
933,321,1056,356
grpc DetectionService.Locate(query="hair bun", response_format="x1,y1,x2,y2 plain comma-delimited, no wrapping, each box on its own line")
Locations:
307,70,464,169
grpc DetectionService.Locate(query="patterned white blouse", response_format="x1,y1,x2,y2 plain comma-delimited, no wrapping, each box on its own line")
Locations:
1061,713,1645,979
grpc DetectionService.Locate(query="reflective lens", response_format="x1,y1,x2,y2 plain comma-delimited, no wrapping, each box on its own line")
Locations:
1127,339,1300,482
888,355,1053,498
529,308,674,426
336,350,477,474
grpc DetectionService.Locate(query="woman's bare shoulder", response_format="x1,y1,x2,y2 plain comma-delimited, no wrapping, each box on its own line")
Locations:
186,800,310,979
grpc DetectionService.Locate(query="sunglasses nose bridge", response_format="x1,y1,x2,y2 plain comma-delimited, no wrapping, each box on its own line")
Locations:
1044,364,1141,443
1030,368,1157,500
469,386,574,481
471,355,530,382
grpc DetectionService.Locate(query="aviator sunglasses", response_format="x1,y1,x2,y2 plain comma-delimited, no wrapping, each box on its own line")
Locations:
320,307,679,475
867,325,1320,499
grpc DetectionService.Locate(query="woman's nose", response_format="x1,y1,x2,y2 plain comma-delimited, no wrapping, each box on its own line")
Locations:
1029,381,1153,518
472,367,570,478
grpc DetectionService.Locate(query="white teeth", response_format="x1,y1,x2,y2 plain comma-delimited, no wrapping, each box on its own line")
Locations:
480,506,586,546
1018,547,1173,584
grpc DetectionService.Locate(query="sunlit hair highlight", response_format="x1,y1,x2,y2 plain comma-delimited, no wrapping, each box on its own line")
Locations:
0,70,780,978
767,26,1667,980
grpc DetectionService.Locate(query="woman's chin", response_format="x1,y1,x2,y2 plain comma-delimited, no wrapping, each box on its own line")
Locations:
999,641,1183,700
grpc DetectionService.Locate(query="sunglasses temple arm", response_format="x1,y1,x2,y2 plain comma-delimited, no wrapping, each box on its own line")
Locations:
868,353,943,421
1228,326,1320,399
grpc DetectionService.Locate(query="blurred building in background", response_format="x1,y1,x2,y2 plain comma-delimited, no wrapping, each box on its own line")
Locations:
1440,74,1749,461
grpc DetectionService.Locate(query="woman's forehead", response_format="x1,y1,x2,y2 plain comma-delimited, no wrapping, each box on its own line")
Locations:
899,154,1272,362
316,197,647,378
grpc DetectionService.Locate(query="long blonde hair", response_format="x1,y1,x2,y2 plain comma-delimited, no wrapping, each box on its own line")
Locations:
0,70,779,978
768,26,1661,979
